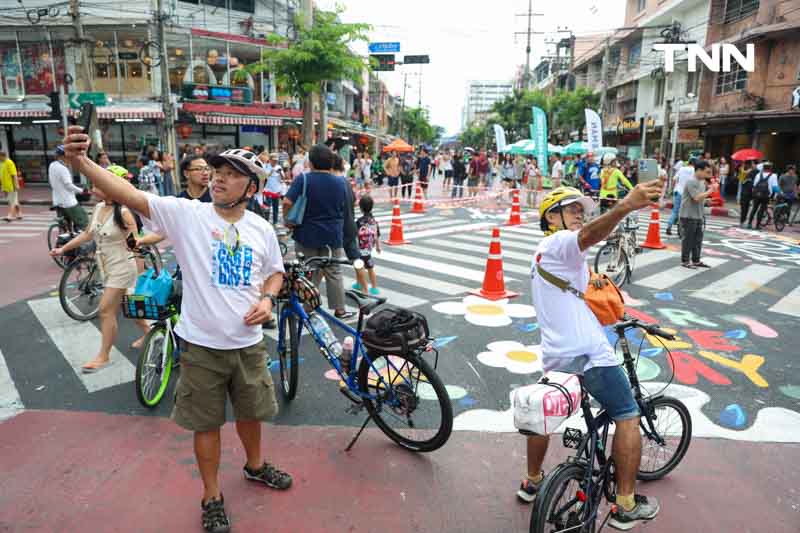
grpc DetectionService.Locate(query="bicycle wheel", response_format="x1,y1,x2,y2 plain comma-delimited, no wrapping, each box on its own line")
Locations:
774,205,788,232
637,396,692,481
59,256,104,321
277,312,300,400
358,352,453,452
594,243,629,287
48,223,67,268
135,325,174,408
530,463,594,533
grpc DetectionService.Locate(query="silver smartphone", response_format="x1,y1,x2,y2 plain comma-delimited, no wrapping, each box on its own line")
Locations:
637,158,660,182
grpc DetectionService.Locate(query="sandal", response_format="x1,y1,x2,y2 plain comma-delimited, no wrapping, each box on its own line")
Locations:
692,261,711,268
201,495,230,533
243,462,293,490
334,310,356,320
81,359,111,373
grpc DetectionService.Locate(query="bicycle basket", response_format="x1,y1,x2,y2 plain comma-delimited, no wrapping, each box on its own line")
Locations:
362,305,429,355
121,294,175,320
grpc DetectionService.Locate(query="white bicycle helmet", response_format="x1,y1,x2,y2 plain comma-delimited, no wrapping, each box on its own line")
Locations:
208,148,269,182
601,153,617,166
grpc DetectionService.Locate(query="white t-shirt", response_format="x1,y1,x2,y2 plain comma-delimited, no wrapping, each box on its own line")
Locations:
145,195,284,350
49,160,83,208
530,230,617,373
674,166,694,195
551,160,564,179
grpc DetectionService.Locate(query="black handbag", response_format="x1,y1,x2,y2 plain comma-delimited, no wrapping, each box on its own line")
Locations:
362,306,430,355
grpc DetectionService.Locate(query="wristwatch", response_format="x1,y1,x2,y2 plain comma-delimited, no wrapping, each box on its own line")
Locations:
262,293,277,307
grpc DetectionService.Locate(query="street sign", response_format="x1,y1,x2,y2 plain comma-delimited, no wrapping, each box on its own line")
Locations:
370,54,396,71
369,42,400,53
403,55,430,64
68,92,107,109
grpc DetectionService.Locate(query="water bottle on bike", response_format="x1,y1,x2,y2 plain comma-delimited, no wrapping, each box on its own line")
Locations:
308,313,342,357
340,336,354,373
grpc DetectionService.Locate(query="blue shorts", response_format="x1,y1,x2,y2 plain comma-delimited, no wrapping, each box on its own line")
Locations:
388,176,399,187
582,365,640,421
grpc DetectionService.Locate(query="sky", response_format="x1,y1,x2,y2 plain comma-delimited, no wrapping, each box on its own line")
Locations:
316,0,627,135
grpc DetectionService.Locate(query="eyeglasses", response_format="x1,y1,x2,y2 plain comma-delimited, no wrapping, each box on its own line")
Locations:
188,166,211,172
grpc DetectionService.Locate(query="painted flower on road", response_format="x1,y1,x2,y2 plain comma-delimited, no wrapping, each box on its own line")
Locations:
477,341,543,374
433,295,536,327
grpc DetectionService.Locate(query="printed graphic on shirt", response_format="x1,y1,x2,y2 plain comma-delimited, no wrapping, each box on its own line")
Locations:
210,232,254,289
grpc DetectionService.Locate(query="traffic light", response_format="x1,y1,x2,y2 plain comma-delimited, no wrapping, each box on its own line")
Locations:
403,55,430,64
370,54,395,71
48,91,61,121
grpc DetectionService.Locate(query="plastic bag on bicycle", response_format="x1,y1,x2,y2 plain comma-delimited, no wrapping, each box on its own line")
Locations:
133,268,174,306
512,372,582,436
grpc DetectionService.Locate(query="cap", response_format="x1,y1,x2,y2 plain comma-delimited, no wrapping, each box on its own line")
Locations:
269,152,279,160
54,145,65,156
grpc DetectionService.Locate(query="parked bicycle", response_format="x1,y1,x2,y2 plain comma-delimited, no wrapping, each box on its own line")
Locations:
47,206,81,269
593,213,641,287
530,317,692,533
122,246,181,408
276,249,453,452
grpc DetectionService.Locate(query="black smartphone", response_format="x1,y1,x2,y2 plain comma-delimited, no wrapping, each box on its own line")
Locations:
78,102,95,132
126,232,138,250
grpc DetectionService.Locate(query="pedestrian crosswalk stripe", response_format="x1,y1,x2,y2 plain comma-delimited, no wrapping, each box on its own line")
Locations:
383,242,532,275
631,250,679,269
691,264,786,305
0,348,23,422
633,257,729,290
342,276,428,309
450,232,537,251
367,263,471,295
495,226,544,237
402,219,460,233
373,213,429,223
376,250,504,283
0,240,10,244
768,285,800,317
27,297,136,393
404,221,495,239
0,232,41,238
428,237,534,263
0,222,52,229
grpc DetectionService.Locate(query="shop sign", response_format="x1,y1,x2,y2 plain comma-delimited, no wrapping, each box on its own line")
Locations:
118,52,138,60
677,128,700,143
68,92,108,109
614,116,654,134
181,83,252,104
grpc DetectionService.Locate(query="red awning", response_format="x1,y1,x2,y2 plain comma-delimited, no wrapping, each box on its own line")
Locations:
0,109,48,118
182,102,302,119
195,114,281,126
97,106,164,120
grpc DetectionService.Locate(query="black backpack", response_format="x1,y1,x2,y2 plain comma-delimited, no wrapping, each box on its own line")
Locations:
362,306,430,355
753,172,772,199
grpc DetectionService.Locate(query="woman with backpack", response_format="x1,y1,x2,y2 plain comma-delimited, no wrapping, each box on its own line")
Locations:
747,161,779,229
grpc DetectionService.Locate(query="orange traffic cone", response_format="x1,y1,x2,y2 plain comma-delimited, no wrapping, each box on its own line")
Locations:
506,188,522,226
470,228,518,301
641,206,667,249
384,198,410,246
412,182,425,213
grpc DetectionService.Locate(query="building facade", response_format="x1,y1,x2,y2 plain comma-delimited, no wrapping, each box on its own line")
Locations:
461,80,513,129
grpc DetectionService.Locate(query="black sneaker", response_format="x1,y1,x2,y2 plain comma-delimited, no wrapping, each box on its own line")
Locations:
665,227,672,236
201,495,230,533
516,475,543,504
243,462,293,490
609,495,660,531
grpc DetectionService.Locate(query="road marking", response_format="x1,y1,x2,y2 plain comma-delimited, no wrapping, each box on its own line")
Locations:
404,221,495,239
631,250,679,269
401,219,459,232
633,257,729,290
427,237,534,263
27,297,136,393
0,240,9,244
0,232,42,238
0,348,24,422
494,226,545,237
769,285,800,317
449,233,538,253
373,213,429,223
377,250,502,283
0,222,52,229
383,243,533,275
342,276,428,309
692,264,786,305
364,263,471,295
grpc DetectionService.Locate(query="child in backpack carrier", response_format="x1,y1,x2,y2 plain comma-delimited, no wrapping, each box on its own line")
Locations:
352,195,382,295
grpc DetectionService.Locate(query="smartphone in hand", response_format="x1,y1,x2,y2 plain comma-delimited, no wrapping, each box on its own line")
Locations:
126,232,138,251
78,102,95,132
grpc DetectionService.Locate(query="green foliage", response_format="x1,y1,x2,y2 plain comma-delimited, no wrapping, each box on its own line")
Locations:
252,8,371,98
459,122,491,150
550,88,599,133
489,89,550,140
394,107,442,145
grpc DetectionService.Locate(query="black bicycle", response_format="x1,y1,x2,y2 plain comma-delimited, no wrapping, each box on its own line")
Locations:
530,318,692,533
47,206,81,269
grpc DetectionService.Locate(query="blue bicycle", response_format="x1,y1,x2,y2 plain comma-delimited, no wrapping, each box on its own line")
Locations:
276,251,453,452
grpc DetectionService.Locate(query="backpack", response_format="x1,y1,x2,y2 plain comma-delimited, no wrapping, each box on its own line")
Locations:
753,172,772,199
357,216,378,252
362,306,430,355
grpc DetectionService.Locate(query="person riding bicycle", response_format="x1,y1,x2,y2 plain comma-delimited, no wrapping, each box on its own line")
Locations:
576,153,601,194
599,154,633,213
48,145,89,231
62,128,289,533
520,181,664,531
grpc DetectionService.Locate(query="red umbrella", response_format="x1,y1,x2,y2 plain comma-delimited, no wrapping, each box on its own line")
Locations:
731,148,764,161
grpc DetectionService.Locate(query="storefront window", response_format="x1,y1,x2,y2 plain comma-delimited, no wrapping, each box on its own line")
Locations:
91,30,153,97
0,31,22,97
11,124,48,183
167,32,191,95
181,36,259,104
18,29,64,95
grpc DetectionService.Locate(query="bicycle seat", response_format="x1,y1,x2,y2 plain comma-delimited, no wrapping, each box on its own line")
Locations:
345,290,387,316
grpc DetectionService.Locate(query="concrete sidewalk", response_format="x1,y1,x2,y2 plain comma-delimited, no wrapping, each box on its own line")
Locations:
0,410,797,532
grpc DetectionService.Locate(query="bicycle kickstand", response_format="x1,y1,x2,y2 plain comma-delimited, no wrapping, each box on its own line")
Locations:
344,414,373,452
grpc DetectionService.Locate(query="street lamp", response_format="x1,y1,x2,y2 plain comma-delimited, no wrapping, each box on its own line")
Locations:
670,91,696,167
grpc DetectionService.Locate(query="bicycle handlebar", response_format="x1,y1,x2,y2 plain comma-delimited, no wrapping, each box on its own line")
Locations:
615,316,676,341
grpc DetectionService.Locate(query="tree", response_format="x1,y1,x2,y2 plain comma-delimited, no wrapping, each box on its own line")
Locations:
550,88,599,137
490,89,550,141
254,8,371,147
394,107,441,145
459,121,491,150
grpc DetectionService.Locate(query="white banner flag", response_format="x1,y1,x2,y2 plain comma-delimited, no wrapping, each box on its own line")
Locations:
584,108,603,153
493,124,507,152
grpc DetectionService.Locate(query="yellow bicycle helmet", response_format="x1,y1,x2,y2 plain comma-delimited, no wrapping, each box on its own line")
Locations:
107,164,132,180
539,186,595,233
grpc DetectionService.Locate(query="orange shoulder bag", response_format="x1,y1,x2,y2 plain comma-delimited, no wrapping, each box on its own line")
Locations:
535,263,625,326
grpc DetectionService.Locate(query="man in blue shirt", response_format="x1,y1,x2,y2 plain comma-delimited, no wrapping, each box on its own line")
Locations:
283,144,354,319
577,153,601,193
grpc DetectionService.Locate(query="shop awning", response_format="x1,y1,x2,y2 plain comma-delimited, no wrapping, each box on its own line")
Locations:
0,104,49,118
196,114,281,126
97,105,164,120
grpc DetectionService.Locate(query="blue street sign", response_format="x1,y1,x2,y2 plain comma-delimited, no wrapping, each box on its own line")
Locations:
369,42,400,53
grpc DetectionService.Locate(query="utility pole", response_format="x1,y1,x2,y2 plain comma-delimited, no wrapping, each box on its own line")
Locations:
640,113,648,156
514,2,543,90
301,0,313,147
669,100,681,168
660,92,671,159
156,0,176,179
69,0,93,92
597,37,611,117
399,71,408,139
